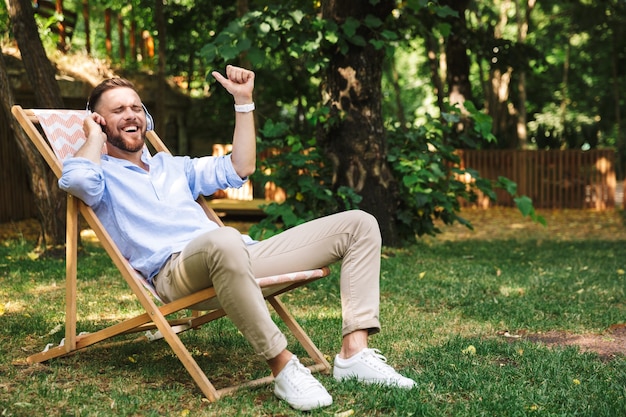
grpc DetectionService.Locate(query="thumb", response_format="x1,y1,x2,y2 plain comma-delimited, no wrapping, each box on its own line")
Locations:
211,70,228,87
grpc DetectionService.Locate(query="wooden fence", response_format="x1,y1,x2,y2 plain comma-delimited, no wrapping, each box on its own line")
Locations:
0,144,617,223
456,149,616,210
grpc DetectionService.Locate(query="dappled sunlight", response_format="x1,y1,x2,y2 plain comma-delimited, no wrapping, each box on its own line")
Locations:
427,207,626,241
2,299,28,315
498,285,526,297
82,306,146,323
30,281,62,296
80,228,100,245
81,296,145,323
595,157,611,175
282,303,342,322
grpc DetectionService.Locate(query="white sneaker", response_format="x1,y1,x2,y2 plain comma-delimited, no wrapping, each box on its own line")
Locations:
274,355,333,411
333,348,416,389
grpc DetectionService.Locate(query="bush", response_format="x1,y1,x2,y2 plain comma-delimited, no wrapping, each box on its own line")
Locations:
249,117,361,240
251,103,543,242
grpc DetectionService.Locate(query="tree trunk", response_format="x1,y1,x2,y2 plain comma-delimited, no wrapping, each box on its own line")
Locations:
105,8,112,59
611,27,624,178
117,13,126,63
514,0,535,149
443,0,472,110
82,0,90,54
5,0,67,250
129,12,136,63
55,0,67,52
486,0,517,147
321,0,400,246
559,38,570,139
425,34,445,114
154,0,167,135
385,54,407,131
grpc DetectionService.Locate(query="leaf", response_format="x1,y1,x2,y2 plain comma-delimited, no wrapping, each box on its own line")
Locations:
462,345,476,355
220,45,240,61
259,22,271,33
349,35,367,47
436,5,458,18
369,39,385,50
290,10,305,24
341,17,360,37
363,14,383,29
514,195,534,217
434,22,452,38
381,30,398,40
497,176,518,195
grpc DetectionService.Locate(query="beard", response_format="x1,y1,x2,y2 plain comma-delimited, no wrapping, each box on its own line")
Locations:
106,130,145,152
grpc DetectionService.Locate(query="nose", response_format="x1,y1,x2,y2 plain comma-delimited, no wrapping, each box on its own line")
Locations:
122,107,137,119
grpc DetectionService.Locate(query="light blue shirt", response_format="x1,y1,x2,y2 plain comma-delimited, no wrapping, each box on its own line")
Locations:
58,149,250,282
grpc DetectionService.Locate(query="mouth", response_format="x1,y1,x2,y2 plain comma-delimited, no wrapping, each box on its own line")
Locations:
122,125,140,133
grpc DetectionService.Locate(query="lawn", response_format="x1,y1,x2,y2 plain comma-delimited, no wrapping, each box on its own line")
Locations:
1,208,625,416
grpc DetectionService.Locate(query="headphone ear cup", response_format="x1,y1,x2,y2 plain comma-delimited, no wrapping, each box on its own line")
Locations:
142,104,154,131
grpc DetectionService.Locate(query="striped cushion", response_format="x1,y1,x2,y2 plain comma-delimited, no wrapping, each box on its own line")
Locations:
33,110,106,159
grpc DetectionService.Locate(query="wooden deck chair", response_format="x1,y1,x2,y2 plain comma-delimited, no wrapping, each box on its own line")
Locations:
11,105,332,401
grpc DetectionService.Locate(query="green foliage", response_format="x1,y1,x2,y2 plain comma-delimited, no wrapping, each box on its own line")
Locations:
0,3,8,38
249,115,361,240
200,4,328,74
388,103,545,241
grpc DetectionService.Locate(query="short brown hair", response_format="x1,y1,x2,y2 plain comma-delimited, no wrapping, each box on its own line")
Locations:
87,78,137,112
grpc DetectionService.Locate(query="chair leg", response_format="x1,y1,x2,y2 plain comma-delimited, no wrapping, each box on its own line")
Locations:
65,194,79,353
267,296,331,372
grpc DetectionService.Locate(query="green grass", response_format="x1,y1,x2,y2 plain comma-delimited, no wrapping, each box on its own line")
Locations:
1,227,625,416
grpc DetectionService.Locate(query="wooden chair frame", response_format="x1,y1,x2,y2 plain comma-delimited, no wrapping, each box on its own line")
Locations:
11,105,331,401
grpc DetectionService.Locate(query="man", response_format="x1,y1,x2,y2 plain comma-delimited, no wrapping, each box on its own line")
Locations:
59,65,415,411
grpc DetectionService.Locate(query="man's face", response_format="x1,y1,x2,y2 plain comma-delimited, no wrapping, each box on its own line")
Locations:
96,87,147,153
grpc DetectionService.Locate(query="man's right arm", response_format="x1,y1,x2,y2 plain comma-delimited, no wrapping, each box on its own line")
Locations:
75,112,108,164
58,113,108,206
58,158,105,207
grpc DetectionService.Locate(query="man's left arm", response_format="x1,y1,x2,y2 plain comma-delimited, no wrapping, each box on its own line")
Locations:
211,65,256,179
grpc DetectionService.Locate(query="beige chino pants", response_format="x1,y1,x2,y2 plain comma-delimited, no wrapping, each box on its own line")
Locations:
154,209,381,360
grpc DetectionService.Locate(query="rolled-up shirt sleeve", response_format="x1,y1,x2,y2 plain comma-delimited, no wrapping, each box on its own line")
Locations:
58,157,105,207
186,154,248,199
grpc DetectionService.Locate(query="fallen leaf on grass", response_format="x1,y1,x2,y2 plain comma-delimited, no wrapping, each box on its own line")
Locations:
462,345,476,355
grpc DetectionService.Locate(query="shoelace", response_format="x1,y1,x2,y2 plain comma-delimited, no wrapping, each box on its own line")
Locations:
286,357,323,394
362,348,402,377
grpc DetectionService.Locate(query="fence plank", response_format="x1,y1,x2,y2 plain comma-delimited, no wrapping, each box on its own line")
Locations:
456,149,616,210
